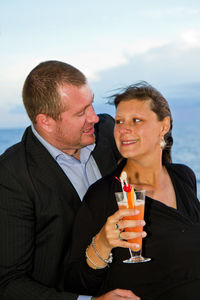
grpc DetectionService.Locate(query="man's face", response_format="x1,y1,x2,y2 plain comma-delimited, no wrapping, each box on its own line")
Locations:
50,84,99,155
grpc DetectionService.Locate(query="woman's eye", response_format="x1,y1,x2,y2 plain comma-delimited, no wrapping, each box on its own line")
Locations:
115,120,123,124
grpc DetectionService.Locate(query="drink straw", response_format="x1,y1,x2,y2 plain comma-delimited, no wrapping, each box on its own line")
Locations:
120,171,135,208
127,186,135,209
120,171,128,202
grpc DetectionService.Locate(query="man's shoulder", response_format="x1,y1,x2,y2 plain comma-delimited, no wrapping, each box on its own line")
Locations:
0,126,35,170
95,113,115,143
97,113,114,123
0,140,24,163
95,113,114,131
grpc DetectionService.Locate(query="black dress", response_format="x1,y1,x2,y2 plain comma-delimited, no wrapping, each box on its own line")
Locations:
67,161,200,300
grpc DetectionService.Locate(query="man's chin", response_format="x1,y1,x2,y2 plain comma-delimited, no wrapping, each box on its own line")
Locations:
82,134,96,146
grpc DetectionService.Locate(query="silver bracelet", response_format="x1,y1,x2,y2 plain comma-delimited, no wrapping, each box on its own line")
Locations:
85,246,107,269
92,236,113,264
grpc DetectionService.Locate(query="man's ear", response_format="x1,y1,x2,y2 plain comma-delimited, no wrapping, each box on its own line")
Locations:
160,116,171,135
35,114,55,133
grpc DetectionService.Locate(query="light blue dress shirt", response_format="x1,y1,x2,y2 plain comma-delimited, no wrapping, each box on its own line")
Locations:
31,126,102,200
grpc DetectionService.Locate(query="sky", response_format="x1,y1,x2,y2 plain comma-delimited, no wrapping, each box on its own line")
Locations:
1,0,200,128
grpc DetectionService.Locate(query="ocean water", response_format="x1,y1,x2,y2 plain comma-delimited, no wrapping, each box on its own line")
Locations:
0,123,200,198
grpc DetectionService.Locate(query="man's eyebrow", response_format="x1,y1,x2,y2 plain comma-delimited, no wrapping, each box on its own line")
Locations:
76,95,95,114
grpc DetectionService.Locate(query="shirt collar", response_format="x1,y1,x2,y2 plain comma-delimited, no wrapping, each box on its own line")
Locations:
31,125,96,162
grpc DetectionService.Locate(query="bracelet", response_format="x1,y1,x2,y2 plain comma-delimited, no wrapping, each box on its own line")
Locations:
85,246,107,269
92,236,113,264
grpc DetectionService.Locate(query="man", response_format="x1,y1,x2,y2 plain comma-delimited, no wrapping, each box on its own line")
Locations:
0,61,140,300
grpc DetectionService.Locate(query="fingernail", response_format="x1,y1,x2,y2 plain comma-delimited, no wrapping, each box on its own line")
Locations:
141,220,145,226
142,231,147,237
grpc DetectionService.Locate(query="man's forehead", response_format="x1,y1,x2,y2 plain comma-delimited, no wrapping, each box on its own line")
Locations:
58,83,94,111
58,83,93,97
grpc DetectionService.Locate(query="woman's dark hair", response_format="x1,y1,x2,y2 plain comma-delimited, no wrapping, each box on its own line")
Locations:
109,81,173,164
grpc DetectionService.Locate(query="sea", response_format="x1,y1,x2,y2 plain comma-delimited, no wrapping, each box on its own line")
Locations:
0,122,200,199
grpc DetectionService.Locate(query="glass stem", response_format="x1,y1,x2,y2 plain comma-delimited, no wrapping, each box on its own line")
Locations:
129,248,133,258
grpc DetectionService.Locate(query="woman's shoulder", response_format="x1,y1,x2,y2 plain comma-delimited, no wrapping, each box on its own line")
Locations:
167,162,195,175
166,162,196,185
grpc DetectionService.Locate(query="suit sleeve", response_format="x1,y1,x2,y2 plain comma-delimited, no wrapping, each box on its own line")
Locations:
0,162,78,300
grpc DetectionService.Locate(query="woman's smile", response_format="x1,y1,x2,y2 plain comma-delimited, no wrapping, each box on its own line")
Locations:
121,139,138,146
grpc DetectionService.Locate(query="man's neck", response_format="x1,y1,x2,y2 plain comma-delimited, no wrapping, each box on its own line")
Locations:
70,149,81,161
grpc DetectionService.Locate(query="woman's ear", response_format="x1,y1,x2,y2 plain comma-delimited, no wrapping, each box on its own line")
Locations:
161,116,171,135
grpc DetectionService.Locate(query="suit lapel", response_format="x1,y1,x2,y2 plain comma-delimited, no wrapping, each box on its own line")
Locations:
23,127,81,212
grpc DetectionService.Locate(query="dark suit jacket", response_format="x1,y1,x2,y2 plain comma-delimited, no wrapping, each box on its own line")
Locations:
0,114,120,300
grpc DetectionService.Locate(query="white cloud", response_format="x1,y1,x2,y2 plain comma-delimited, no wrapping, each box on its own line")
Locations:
1,28,200,86
180,29,200,48
1,28,200,127
142,7,200,18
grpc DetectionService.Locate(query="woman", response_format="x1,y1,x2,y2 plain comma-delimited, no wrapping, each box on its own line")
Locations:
67,82,200,300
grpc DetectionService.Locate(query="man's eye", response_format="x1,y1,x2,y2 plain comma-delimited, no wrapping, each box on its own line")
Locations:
134,118,141,123
77,111,85,117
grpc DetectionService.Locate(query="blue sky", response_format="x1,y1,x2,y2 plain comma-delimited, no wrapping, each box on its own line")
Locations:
1,0,200,127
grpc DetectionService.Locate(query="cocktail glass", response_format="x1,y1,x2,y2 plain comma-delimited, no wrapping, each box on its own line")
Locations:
115,190,151,263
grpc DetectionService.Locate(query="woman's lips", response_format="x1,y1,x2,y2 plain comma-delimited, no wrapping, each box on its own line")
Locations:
121,140,137,145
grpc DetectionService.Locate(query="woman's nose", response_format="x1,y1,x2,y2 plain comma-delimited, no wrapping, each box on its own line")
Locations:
119,123,132,133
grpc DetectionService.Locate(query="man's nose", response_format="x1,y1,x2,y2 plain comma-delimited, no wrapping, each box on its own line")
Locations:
87,106,99,124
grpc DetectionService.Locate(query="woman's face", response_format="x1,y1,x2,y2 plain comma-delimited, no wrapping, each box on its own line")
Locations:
114,98,170,161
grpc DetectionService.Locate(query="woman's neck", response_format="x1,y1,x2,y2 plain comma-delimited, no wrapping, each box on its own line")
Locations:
124,158,165,191
123,159,176,209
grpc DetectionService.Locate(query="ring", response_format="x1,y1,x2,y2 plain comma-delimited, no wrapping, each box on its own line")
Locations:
119,232,123,240
115,223,119,230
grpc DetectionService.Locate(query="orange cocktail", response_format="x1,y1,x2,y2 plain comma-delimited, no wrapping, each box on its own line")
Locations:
115,189,151,263
122,199,144,250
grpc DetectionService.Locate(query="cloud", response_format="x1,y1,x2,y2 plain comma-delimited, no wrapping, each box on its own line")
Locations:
141,7,200,18
180,30,200,48
1,29,200,127
89,29,200,88
88,30,200,124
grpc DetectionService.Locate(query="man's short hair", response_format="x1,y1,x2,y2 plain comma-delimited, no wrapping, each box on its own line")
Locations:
22,60,87,123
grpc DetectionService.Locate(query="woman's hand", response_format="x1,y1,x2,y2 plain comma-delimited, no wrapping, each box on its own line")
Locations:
96,288,141,300
95,208,146,253
86,208,146,269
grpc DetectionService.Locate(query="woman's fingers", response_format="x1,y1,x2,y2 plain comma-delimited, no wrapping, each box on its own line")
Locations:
120,219,145,229
119,230,147,241
111,230,146,249
107,209,145,232
112,208,140,222
97,208,147,250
